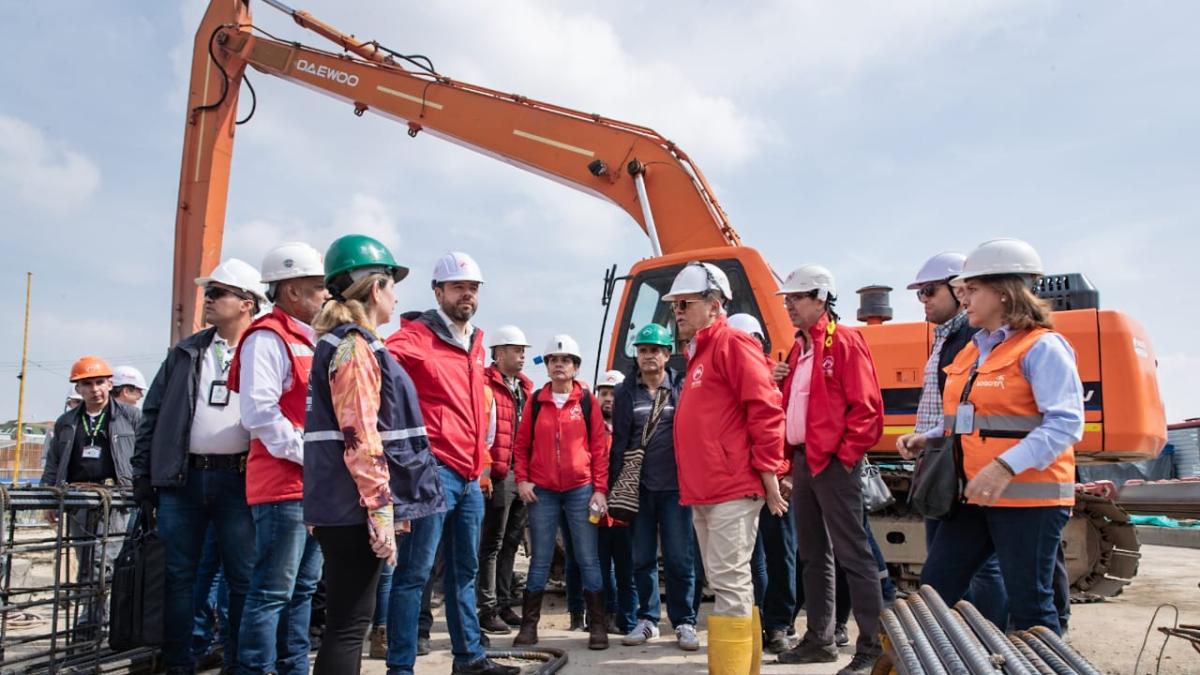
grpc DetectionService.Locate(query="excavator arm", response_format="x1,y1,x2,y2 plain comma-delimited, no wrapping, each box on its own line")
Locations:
172,0,741,342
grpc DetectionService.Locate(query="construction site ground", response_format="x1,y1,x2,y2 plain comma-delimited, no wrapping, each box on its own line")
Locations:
195,543,1199,674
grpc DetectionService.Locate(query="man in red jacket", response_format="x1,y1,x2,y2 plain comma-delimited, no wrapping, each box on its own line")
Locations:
666,262,787,675
773,265,885,675
385,252,517,675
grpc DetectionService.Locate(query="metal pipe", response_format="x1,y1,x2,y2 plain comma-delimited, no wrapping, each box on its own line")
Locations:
1007,635,1057,675
956,601,1034,675
895,599,950,675
632,172,663,256
918,586,997,674
1028,627,1101,675
1015,632,1076,675
907,595,972,675
486,647,569,674
882,607,930,675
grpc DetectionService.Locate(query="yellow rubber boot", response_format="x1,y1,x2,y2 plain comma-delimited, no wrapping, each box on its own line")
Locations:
707,615,754,675
750,608,763,675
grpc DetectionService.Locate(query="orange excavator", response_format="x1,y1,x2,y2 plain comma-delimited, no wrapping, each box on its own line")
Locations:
174,0,1167,596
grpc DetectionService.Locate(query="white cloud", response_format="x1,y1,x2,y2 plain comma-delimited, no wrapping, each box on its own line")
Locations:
0,115,100,214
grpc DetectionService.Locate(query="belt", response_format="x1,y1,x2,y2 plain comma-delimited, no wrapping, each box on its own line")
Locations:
189,452,248,472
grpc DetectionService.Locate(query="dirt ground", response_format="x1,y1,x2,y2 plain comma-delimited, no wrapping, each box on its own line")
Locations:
328,544,1199,675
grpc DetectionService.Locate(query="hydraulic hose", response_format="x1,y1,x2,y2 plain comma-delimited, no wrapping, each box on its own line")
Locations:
895,599,950,675
1028,626,1102,675
918,586,997,675
881,608,928,675
485,647,568,675
907,594,972,675
956,601,1034,675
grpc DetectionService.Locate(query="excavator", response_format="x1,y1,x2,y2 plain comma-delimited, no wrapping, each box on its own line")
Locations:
173,0,1167,597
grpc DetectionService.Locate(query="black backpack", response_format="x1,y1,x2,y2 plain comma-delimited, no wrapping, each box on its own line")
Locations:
529,389,594,447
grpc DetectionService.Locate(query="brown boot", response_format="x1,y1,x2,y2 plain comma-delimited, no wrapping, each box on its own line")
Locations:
368,625,387,659
512,590,543,647
584,590,609,650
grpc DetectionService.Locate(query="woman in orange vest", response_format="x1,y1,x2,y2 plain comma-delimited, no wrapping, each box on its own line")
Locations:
911,238,1084,635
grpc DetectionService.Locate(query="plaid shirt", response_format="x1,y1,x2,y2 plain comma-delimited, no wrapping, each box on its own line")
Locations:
914,312,969,434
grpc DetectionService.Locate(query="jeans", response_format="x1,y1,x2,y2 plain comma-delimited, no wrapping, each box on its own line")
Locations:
312,525,386,675
477,476,527,614
191,525,230,660
158,466,256,670
864,512,897,603
527,485,602,593
925,517,1008,628
631,489,697,627
238,500,324,675
922,505,1070,633
562,524,584,614
387,466,485,674
750,504,797,632
373,564,393,628
597,525,637,633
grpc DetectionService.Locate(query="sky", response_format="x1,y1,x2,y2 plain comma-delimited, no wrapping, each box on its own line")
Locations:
1,0,1197,426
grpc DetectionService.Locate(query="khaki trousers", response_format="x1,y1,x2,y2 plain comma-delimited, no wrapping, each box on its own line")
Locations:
692,498,761,617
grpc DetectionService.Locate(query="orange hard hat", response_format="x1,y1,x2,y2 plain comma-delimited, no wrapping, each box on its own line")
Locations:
70,355,113,382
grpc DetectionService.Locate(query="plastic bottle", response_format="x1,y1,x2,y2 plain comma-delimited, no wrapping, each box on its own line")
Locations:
588,502,606,525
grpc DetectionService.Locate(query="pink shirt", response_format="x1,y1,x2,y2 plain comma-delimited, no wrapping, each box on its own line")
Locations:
785,339,814,446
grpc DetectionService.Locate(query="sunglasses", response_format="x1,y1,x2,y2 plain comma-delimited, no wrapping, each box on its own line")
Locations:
205,286,250,301
916,284,942,299
672,298,704,312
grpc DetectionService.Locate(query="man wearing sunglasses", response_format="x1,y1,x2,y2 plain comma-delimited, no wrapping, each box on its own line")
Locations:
132,258,268,675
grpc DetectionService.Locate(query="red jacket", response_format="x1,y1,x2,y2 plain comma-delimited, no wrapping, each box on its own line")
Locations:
386,311,489,481
485,365,533,480
781,313,884,475
673,316,786,506
513,381,609,493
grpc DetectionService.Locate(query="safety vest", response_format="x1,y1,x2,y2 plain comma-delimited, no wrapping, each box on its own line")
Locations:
228,307,313,505
942,328,1075,507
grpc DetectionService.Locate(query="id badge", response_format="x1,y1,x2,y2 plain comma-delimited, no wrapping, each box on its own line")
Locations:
81,445,101,460
955,403,975,435
209,380,231,407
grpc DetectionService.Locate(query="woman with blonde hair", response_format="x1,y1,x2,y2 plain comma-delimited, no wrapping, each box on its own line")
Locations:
303,234,445,674
911,238,1083,634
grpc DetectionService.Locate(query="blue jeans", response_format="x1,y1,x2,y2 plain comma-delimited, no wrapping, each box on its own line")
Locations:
926,517,1008,628
864,512,897,603
527,485,602,593
631,489,697,627
238,500,324,675
158,467,256,670
922,505,1070,633
562,514,584,614
750,504,796,632
387,466,485,674
373,564,394,627
191,524,229,660
597,525,636,633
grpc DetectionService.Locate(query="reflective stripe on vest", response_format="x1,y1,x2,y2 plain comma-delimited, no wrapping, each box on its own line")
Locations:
304,426,428,443
942,413,1044,434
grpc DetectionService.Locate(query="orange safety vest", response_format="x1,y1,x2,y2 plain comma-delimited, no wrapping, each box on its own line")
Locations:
942,328,1075,508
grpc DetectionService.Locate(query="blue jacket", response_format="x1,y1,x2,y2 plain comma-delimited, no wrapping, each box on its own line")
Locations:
609,367,683,493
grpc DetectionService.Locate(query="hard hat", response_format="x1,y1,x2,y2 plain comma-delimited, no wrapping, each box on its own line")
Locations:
261,242,325,283
632,323,673,352
543,334,583,362
597,370,625,389
70,355,113,382
112,365,148,392
323,234,410,291
195,258,269,303
777,264,837,301
727,313,765,338
953,238,1044,286
907,252,967,290
662,261,732,302
66,384,83,401
487,325,531,349
432,251,485,285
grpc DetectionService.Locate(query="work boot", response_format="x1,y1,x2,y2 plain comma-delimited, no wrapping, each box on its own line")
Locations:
584,590,610,650
368,625,387,659
606,614,623,635
835,645,883,675
569,611,586,631
416,636,431,656
478,611,512,635
835,623,850,646
512,590,543,646
499,606,522,627
707,615,755,675
777,637,839,664
764,629,790,654
451,656,520,675
750,609,763,674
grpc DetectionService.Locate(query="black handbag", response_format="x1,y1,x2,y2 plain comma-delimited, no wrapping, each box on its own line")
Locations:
109,508,165,651
908,366,978,520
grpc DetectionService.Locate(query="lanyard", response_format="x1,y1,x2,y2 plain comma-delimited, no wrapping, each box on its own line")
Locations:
211,340,232,376
81,410,106,445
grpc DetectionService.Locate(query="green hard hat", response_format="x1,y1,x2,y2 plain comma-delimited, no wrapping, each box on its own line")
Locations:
323,234,409,289
632,323,673,351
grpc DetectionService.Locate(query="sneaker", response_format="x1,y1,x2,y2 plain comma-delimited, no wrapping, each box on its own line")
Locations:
777,638,838,664
368,625,387,659
569,611,587,631
835,646,882,675
675,624,700,651
621,618,660,646
764,628,790,654
416,636,431,656
834,623,850,647
451,656,520,675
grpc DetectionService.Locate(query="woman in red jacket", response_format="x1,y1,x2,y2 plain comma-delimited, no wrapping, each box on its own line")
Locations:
511,334,611,650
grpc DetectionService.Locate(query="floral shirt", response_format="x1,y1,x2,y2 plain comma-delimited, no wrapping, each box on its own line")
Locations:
329,333,390,511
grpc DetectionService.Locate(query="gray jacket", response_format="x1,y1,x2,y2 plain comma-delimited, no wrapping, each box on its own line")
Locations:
41,401,141,487
131,327,217,487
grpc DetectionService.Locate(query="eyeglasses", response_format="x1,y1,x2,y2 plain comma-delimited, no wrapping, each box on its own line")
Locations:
205,286,250,301
672,299,701,312
916,284,942,300
783,291,817,305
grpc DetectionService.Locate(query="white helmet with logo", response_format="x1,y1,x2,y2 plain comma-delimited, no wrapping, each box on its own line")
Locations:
597,370,625,389
261,242,325,283
776,264,837,301
488,325,531,349
66,383,83,402
543,334,583,363
195,258,269,304
727,313,765,338
907,252,967,289
662,261,732,302
112,365,148,392
953,238,1044,286
432,251,485,285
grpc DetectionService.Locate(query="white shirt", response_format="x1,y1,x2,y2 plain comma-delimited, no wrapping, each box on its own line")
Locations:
552,391,570,409
237,320,315,466
189,334,251,455
436,308,473,351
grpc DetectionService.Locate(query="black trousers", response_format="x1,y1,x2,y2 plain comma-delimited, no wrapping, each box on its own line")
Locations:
312,525,385,675
477,476,528,613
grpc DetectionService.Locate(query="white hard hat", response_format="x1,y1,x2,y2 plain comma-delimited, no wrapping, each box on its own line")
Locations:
261,242,324,283
66,383,83,401
488,325,531,349
908,252,967,289
953,238,1044,286
195,258,269,303
543,334,583,362
432,251,485,285
662,262,732,302
112,365,148,392
597,370,625,389
727,313,764,338
777,264,837,301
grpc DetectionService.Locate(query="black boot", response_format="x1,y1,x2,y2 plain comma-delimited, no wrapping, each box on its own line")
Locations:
512,590,543,646
584,590,609,650
569,611,586,631
478,611,512,635
499,606,522,627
